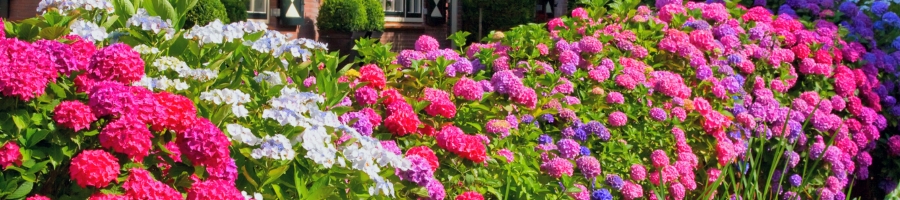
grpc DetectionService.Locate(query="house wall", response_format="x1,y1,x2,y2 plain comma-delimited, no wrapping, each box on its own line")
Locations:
7,0,40,21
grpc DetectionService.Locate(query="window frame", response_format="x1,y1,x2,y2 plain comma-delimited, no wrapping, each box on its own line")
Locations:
384,0,423,23
247,0,268,19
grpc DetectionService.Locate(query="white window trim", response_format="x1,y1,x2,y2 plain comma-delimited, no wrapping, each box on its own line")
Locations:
386,16,424,23
247,0,269,20
383,0,423,22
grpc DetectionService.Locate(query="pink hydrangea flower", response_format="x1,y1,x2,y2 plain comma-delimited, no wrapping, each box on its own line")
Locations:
87,43,144,84
0,38,57,101
69,149,119,188
100,115,153,162
53,100,97,131
186,180,244,200
541,158,574,178
630,164,647,181
123,168,181,200
0,142,22,169
415,35,440,52
453,77,484,101
608,111,628,127
177,118,231,167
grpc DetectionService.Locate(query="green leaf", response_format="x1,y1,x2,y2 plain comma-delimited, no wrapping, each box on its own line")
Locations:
7,181,32,199
39,26,68,40
11,111,29,130
305,186,335,200
263,165,290,186
49,82,67,98
27,130,50,147
25,160,49,174
152,0,177,21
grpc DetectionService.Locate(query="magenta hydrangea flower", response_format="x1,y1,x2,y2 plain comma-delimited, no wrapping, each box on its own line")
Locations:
509,85,538,108
621,181,644,200
630,164,647,181
69,149,120,188
560,50,580,65
415,35,440,52
34,39,79,75
398,155,435,185
650,150,670,168
100,115,153,162
888,135,900,156
423,88,457,118
649,107,668,121
88,81,135,117
0,142,23,169
580,36,603,53
576,156,602,179
425,180,446,200
88,43,144,84
486,119,511,138
608,111,628,127
177,118,231,167
541,158,574,178
497,149,514,163
123,168,181,200
606,92,625,104
0,38,57,101
557,139,581,159
397,50,426,68
186,180,244,200
569,184,590,200
354,86,379,105
453,77,484,101
53,100,97,131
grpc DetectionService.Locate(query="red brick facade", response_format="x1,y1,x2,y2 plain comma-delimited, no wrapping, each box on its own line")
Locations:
4,0,566,52
7,0,41,21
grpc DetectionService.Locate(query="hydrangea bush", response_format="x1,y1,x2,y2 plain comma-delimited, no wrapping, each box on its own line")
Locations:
345,0,893,199
3,0,900,199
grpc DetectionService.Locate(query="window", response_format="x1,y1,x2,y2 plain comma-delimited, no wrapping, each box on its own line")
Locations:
384,0,423,22
247,0,268,19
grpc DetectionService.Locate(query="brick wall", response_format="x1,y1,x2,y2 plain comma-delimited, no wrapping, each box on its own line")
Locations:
380,22,449,52
296,0,320,40
8,0,40,21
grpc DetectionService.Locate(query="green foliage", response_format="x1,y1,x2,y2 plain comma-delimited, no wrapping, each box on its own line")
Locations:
184,0,230,28
317,0,369,32
362,0,385,31
221,0,249,23
461,0,536,42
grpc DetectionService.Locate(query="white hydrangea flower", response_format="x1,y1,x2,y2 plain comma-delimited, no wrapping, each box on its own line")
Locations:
243,21,268,33
135,75,156,90
226,124,260,145
248,30,288,53
152,56,188,71
258,87,409,197
369,177,395,197
173,79,189,91
38,0,114,14
154,76,174,91
251,134,296,160
69,19,108,42
200,88,251,105
232,104,250,118
184,19,225,44
241,191,263,200
177,68,219,82
127,9,176,39
222,22,246,41
254,71,283,85
133,44,160,54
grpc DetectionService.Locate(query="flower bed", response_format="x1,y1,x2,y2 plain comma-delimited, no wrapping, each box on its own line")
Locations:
0,0,898,199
